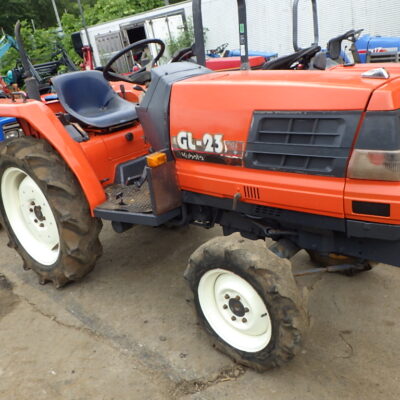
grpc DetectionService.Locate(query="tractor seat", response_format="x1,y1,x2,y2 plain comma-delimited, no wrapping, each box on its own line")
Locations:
51,70,137,129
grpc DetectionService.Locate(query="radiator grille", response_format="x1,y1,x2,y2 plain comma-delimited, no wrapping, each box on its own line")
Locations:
253,205,282,218
245,111,361,177
367,52,400,63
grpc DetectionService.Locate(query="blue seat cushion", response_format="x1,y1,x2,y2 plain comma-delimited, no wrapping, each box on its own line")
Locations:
52,70,137,129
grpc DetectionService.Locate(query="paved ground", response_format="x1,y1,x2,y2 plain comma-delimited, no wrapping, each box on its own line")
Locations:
0,222,400,400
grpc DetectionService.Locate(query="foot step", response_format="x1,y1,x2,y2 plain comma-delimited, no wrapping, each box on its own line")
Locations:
102,183,152,213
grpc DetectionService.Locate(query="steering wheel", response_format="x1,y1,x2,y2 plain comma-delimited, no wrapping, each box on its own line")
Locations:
262,45,321,70
103,38,165,84
170,45,194,63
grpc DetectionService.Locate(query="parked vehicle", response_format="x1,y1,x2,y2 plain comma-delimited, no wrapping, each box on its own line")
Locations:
356,34,400,63
294,0,400,66
0,117,22,141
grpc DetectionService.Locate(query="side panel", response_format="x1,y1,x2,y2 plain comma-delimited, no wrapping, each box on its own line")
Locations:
177,162,345,218
344,180,400,224
80,124,149,186
170,71,373,219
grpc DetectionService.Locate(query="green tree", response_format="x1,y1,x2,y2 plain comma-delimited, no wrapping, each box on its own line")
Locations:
83,0,163,25
0,21,61,74
165,18,207,58
0,0,90,34
1,0,165,74
166,18,195,57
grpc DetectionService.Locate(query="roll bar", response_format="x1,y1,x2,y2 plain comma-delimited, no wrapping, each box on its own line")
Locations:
292,0,319,51
192,0,250,70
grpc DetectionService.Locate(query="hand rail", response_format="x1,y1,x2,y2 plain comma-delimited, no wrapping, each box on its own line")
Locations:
292,0,319,51
192,0,249,70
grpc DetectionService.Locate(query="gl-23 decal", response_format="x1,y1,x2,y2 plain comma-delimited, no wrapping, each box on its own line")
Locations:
175,131,224,153
172,131,245,166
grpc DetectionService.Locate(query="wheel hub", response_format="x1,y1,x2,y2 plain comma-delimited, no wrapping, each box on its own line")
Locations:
228,297,246,317
33,205,46,222
19,178,56,240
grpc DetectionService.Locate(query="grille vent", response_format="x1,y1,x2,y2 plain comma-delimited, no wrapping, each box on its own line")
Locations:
245,111,361,177
243,186,260,200
254,205,282,218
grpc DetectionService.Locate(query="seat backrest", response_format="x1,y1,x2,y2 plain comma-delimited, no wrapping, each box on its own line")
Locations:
52,70,115,114
327,30,356,60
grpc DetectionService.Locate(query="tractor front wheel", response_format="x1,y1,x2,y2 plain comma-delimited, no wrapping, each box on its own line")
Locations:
0,137,102,288
185,235,308,371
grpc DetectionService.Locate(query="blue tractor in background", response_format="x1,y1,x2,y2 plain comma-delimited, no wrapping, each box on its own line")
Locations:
294,0,400,66
0,80,20,142
0,34,21,142
356,34,400,63
327,31,400,65
0,117,22,141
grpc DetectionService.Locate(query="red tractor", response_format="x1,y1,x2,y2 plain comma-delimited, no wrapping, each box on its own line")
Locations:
1,0,400,370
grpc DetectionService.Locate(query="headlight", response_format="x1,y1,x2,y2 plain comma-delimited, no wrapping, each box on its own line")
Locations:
348,149,400,181
4,123,23,140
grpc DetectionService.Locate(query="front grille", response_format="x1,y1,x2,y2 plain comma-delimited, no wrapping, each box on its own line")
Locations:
367,52,400,63
244,111,362,177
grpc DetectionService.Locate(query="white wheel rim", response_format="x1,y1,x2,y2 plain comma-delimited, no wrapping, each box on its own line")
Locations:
198,268,272,353
2,167,60,266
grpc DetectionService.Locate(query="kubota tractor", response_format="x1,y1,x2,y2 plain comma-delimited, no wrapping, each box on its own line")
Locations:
1,0,400,371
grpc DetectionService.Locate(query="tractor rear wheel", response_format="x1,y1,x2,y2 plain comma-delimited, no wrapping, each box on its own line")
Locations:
185,235,308,371
0,137,102,288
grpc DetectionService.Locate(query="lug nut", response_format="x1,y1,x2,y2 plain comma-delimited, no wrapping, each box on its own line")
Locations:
34,219,38,223
244,307,249,313
30,201,35,206
29,208,33,212
231,316,236,321
224,294,230,299
235,295,241,301
39,223,44,227
242,318,247,323
223,304,228,310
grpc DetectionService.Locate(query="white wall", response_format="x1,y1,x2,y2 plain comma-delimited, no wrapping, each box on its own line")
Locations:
83,0,400,65
198,0,400,56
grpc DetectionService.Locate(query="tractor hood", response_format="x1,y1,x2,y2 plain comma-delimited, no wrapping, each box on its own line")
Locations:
169,64,400,183
171,64,400,114
170,64,400,152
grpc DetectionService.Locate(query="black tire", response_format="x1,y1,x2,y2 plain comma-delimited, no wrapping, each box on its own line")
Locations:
184,235,308,371
0,137,103,288
307,251,373,276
